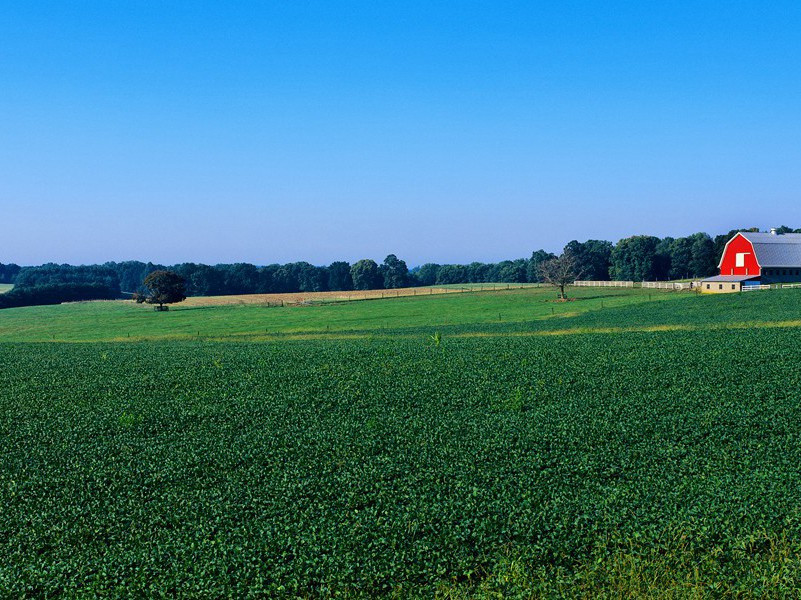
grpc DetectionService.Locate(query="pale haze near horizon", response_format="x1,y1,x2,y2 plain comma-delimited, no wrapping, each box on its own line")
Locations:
1,2,800,267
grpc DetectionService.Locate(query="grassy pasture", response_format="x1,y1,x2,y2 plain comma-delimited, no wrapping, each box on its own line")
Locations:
0,283,12,294
0,286,691,342
179,285,509,307
1,285,801,343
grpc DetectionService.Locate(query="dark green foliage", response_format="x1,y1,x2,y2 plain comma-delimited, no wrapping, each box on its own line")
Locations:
186,264,226,296
350,258,383,290
688,232,717,277
491,259,528,283
327,261,353,291
3,329,801,596
0,263,21,284
381,254,410,289
526,250,557,283
0,283,119,309
610,235,662,280
435,264,469,284
412,263,442,286
563,240,612,280
14,264,120,295
104,261,163,293
138,270,186,308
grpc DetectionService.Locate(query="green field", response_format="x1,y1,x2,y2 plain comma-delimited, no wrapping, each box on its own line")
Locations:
1,285,801,343
0,286,674,342
0,283,12,294
3,288,801,596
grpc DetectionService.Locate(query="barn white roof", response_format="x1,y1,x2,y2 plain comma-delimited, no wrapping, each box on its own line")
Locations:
739,232,801,267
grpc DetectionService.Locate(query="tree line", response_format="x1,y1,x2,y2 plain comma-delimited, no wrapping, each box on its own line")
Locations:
1,226,798,309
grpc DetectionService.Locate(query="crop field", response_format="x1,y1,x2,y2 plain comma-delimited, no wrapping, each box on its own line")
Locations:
179,285,509,308
3,289,801,596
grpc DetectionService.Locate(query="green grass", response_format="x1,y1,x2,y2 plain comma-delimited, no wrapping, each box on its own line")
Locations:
4,329,801,597
3,285,801,343
0,283,12,294
0,286,692,342
5,287,801,596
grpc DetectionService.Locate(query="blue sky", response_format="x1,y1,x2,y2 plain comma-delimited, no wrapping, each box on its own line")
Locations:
2,1,800,266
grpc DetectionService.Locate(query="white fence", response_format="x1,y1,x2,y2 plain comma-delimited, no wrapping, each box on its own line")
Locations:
573,280,634,288
641,281,692,290
781,283,801,289
742,284,771,292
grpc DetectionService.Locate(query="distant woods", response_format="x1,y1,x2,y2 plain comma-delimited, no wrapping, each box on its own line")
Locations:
1,227,798,309
0,265,120,310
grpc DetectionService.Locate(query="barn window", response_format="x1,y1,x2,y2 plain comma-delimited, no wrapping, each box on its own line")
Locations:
706,284,710,289
732,284,736,289
736,253,748,267
719,284,723,290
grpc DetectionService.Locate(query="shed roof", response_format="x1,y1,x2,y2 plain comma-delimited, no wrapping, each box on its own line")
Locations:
701,275,761,283
739,232,801,267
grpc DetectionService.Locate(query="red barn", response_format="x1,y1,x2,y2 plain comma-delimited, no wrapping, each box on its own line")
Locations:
716,229,801,283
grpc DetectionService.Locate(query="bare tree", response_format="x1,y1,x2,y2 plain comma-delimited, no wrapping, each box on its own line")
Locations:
538,251,582,299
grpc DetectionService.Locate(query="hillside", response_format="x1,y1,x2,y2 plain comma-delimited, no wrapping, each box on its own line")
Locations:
0,286,688,342
1,285,800,342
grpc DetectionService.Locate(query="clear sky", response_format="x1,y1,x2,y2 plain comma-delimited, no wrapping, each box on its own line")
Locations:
2,1,800,266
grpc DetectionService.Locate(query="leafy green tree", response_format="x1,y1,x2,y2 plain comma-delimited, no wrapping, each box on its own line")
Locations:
15,264,120,294
0,263,22,284
563,240,612,280
327,261,353,291
136,270,186,310
435,264,468,284
293,262,328,292
666,237,690,279
493,259,528,283
350,259,382,290
527,250,556,283
609,236,661,281
381,255,410,288
412,263,441,286
188,264,225,296
466,262,490,283
689,233,716,277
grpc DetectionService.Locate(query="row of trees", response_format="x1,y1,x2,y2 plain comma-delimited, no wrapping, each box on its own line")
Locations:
3,227,798,301
106,255,413,296
0,263,21,284
0,283,119,310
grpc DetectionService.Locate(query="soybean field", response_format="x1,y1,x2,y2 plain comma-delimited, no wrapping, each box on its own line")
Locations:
3,311,801,596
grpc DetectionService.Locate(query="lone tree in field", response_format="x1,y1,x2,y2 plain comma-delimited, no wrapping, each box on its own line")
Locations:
136,270,187,310
538,251,582,300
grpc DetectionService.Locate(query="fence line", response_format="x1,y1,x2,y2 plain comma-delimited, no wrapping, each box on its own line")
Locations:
573,280,634,288
781,283,801,289
742,284,771,292
641,281,688,290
